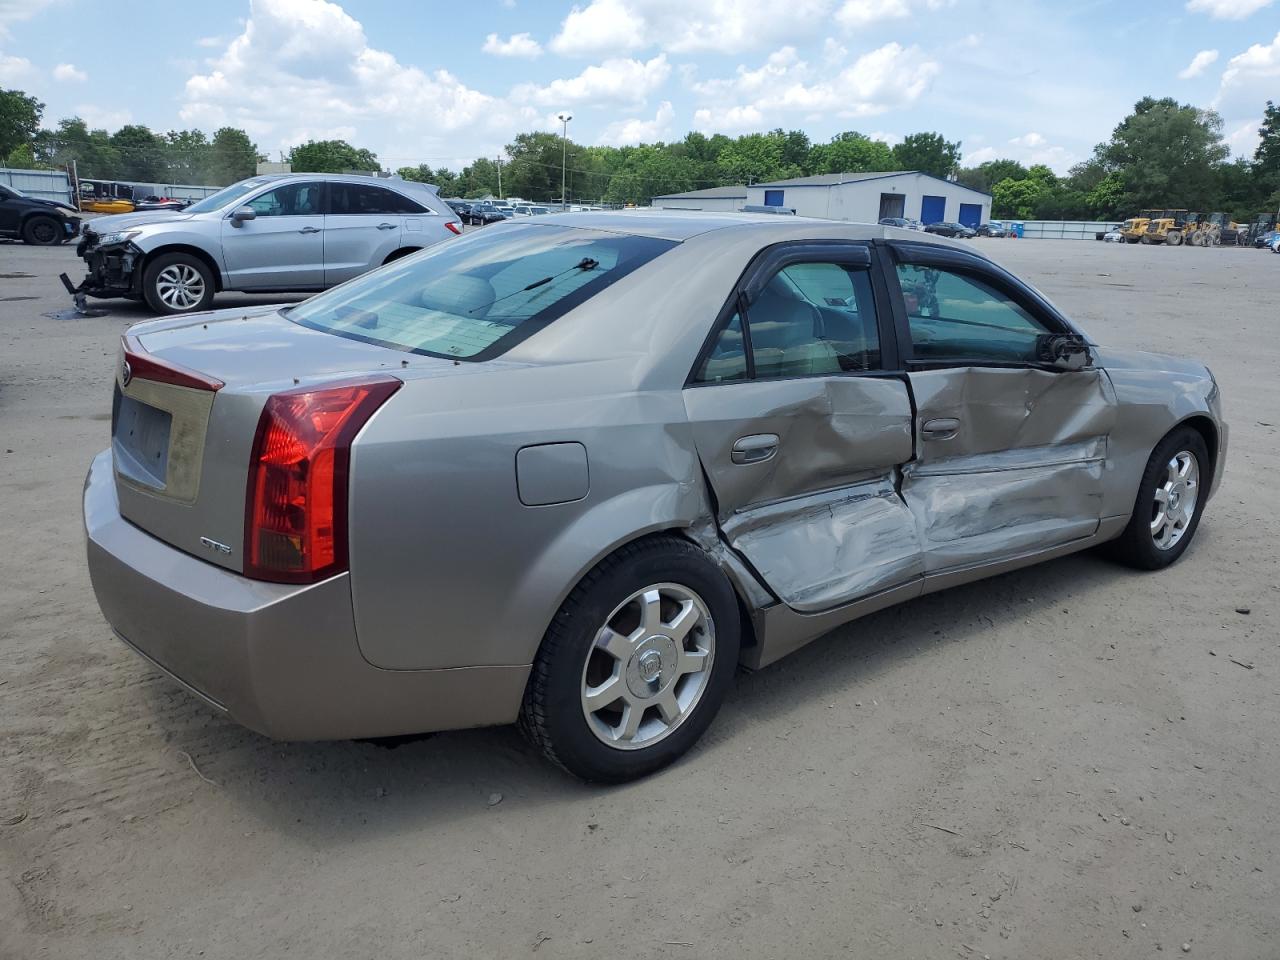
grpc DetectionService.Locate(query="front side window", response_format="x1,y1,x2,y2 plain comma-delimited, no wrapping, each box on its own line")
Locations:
185,178,273,214
246,182,323,217
693,258,881,384
287,224,674,361
896,263,1049,364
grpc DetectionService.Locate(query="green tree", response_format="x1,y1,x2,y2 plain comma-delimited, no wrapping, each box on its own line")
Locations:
892,132,962,178
4,142,38,168
718,131,802,184
1096,96,1229,211
397,164,459,195
955,158,1028,194
206,127,262,185
1085,172,1125,218
288,139,379,174
110,124,168,181
1254,100,1280,205
165,129,211,184
992,177,1044,219
810,132,894,174
0,88,43,159
33,117,120,178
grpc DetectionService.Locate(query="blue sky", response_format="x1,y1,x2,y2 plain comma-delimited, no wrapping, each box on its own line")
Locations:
1,0,1277,173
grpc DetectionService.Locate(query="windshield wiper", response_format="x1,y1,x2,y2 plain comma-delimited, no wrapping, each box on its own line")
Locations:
468,257,599,314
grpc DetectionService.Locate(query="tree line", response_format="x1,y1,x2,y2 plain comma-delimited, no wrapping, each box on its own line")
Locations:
3,83,1277,220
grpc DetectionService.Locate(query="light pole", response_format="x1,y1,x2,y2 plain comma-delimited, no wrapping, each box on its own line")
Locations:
557,112,572,210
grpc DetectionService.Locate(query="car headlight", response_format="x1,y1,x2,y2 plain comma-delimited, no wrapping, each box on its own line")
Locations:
96,229,141,246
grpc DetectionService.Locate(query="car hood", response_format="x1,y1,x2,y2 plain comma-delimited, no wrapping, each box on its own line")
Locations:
87,209,195,233
1092,346,1211,380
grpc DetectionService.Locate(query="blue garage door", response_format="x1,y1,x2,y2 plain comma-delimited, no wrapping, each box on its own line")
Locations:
958,203,982,228
920,195,946,224
763,189,784,207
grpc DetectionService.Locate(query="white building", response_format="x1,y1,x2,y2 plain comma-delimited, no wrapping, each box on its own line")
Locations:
650,185,748,212
746,171,991,227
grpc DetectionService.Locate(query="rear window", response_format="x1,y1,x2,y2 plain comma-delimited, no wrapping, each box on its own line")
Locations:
286,223,675,361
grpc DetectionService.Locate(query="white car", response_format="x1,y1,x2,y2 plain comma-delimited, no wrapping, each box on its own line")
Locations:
1104,227,1124,243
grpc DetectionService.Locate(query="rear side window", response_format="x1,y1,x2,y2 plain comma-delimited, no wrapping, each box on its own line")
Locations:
330,183,426,215
287,224,675,361
693,260,881,383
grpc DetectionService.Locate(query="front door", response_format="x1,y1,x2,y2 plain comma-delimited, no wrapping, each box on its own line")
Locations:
323,182,412,285
888,244,1116,573
220,180,325,290
683,243,922,613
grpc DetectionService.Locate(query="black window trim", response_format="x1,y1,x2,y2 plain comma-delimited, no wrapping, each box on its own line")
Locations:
226,179,327,218
685,239,901,388
331,181,430,216
882,239,1085,371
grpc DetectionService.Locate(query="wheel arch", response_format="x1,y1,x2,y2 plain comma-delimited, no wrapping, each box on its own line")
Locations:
138,244,224,292
1177,413,1218,488
382,246,422,264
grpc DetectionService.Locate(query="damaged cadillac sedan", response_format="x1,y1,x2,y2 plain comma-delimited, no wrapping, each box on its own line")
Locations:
84,213,1226,782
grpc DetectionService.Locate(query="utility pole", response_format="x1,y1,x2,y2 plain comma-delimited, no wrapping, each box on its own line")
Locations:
496,154,503,199
557,112,573,210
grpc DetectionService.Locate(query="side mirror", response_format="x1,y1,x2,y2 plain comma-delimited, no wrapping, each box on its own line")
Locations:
229,205,256,226
1037,334,1092,371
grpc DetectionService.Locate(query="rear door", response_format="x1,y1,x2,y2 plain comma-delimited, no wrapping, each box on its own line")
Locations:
324,182,415,284
219,180,325,290
885,241,1117,573
682,242,923,614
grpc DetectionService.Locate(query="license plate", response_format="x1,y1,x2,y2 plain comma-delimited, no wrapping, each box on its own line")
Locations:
113,389,172,489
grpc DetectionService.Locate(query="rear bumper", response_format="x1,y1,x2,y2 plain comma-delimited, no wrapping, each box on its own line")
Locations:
83,450,530,740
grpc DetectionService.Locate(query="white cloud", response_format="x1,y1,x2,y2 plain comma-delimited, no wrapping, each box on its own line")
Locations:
196,35,225,48
1009,131,1046,148
1225,120,1260,157
514,54,670,108
598,100,675,145
0,0,58,39
691,42,939,132
1215,30,1280,125
482,32,543,58
1177,48,1218,78
550,0,832,57
1220,30,1280,86
867,130,901,145
180,0,525,163
74,105,133,130
834,0,909,30
52,62,87,82
1185,0,1273,18
964,131,1077,173
0,51,35,83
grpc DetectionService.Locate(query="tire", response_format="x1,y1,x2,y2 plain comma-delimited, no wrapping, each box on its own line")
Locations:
22,215,62,245
142,252,215,314
1167,231,1183,246
1107,426,1210,570
519,536,741,782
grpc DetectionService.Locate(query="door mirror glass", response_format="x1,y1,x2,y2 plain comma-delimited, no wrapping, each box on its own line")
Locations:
1036,334,1092,371
230,205,257,225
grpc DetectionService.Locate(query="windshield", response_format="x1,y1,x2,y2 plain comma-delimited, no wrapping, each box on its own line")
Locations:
182,178,274,214
287,223,675,361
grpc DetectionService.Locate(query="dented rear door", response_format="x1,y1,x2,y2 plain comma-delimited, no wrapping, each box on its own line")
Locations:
888,244,1117,573
682,242,923,614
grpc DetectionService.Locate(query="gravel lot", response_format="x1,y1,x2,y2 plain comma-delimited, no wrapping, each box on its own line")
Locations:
1,236,1276,960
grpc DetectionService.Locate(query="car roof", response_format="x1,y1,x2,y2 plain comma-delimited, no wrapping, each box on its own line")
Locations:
527,209,975,247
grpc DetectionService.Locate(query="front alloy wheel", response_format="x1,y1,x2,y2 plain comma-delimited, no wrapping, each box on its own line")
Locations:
1150,450,1200,551
1108,426,1209,570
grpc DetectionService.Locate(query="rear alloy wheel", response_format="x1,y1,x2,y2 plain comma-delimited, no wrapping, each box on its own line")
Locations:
142,252,215,314
22,215,62,245
1107,426,1209,570
520,537,740,782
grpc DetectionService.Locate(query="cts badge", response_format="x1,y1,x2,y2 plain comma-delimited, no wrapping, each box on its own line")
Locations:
121,358,132,387
199,536,232,555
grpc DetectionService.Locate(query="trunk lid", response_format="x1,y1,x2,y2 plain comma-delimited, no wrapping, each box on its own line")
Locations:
110,305,490,573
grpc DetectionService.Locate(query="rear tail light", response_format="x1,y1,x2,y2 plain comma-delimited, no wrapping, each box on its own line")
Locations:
244,376,401,583
445,220,462,235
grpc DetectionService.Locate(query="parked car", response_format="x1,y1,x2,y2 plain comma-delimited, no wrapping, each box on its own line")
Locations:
63,174,462,314
1103,226,1125,243
463,201,510,225
924,221,976,238
84,213,1227,782
1254,229,1280,249
878,217,922,231
976,223,1006,238
528,205,551,216
0,183,81,244
444,199,473,221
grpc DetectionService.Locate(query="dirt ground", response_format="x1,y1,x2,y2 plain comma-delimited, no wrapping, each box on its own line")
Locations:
1,236,1276,960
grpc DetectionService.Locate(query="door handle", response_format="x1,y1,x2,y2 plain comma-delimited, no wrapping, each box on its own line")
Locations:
731,433,779,465
298,226,320,234
921,417,960,440
376,222,397,230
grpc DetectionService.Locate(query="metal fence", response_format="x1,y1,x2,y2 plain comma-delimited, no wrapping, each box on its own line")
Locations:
0,167,73,204
997,220,1121,240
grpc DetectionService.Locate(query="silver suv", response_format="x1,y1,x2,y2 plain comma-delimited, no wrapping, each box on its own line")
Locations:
65,174,462,314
